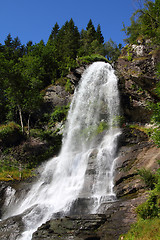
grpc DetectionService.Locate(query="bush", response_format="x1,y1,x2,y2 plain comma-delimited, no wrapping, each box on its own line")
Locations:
137,168,158,190
119,218,160,240
136,191,160,219
0,122,24,147
151,127,160,147
49,105,69,125
77,54,109,64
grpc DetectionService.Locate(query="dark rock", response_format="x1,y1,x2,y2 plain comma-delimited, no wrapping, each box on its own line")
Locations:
96,193,148,240
67,65,87,86
32,214,106,240
0,214,25,240
0,183,10,218
44,85,72,110
119,127,148,147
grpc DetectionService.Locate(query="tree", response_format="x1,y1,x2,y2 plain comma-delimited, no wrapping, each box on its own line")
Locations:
104,39,122,62
4,34,25,61
96,24,104,44
49,19,80,76
122,0,160,44
48,22,59,42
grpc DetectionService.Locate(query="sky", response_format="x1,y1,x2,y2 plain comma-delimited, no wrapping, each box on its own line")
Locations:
0,0,138,46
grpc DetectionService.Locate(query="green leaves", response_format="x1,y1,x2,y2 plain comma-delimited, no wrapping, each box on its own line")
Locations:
122,0,160,44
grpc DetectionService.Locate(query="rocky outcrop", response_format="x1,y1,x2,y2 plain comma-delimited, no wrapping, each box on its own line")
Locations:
114,141,160,198
32,214,106,240
44,85,72,110
116,42,160,123
66,65,87,86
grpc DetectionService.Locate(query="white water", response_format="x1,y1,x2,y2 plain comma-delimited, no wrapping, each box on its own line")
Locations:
3,62,121,240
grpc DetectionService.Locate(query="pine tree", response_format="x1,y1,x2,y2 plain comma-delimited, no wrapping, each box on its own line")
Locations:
86,19,96,44
48,22,59,42
96,24,104,44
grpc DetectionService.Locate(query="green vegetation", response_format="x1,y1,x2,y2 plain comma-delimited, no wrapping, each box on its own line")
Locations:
119,218,160,240
0,122,24,147
120,165,160,239
48,105,70,125
122,0,160,45
77,54,109,64
137,168,158,190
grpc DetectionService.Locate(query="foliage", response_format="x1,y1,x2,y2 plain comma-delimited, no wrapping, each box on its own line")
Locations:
136,191,160,219
49,105,70,125
104,39,122,62
0,152,35,181
0,122,24,146
136,166,160,220
137,168,158,190
77,54,109,64
65,79,73,93
1,19,121,133
147,101,160,146
119,218,160,240
96,121,108,133
122,0,160,44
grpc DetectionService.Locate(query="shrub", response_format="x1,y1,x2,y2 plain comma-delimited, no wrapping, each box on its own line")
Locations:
49,105,69,125
65,79,73,93
0,122,24,147
137,168,158,190
136,191,160,219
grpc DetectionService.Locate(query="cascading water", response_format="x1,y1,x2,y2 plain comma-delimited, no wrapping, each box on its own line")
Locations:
2,62,121,240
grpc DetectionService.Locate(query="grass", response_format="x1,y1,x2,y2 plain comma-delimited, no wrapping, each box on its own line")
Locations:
0,168,35,181
119,218,160,240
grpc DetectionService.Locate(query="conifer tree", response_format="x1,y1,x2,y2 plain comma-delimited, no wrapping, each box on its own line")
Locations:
48,22,59,42
96,24,104,44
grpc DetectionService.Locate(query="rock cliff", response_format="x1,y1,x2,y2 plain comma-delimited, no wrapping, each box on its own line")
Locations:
116,41,160,123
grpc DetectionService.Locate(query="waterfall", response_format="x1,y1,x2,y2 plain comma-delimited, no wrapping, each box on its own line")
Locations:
3,62,121,240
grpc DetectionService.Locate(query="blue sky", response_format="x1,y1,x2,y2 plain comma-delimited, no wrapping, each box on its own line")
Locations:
0,0,137,46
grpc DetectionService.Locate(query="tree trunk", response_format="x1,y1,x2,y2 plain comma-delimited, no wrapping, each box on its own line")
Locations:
18,105,24,133
28,113,31,137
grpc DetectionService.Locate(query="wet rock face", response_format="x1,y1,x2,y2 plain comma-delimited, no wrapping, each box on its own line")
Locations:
116,42,160,123
0,214,24,240
0,183,10,218
32,214,106,240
